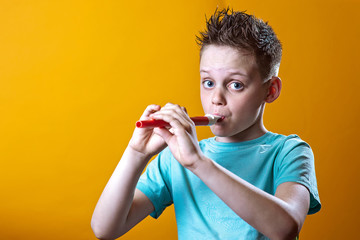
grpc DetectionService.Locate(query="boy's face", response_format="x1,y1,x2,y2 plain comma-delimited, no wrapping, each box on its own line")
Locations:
200,45,269,142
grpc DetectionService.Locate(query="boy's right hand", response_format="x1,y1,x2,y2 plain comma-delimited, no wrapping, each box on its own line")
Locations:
128,104,167,159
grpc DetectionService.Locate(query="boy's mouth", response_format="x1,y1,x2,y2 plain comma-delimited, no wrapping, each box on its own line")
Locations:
217,116,225,123
212,114,225,123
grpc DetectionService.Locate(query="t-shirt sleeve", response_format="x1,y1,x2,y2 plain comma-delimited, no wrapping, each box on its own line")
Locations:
274,136,321,214
136,148,173,219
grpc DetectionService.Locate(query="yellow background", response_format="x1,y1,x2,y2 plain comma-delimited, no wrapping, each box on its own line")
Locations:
1,0,359,239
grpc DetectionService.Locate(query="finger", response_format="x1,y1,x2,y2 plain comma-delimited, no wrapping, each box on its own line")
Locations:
153,121,192,147
153,127,173,144
140,104,161,120
151,110,192,131
154,114,194,135
162,103,186,114
182,106,188,114
152,104,193,127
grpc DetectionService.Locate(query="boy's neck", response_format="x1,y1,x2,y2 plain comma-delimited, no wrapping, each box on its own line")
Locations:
215,127,268,143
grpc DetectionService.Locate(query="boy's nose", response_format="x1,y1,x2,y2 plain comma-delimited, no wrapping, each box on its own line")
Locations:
211,88,226,105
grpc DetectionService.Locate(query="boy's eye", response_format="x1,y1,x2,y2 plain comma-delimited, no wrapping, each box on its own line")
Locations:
203,80,215,88
229,82,243,90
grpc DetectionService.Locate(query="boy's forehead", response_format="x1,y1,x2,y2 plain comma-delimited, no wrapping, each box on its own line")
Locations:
200,45,258,75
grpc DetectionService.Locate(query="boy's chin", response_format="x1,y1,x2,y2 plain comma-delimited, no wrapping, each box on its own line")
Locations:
211,130,231,139
210,125,231,137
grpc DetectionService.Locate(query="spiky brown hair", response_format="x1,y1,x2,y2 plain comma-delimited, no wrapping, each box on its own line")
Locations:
196,8,282,80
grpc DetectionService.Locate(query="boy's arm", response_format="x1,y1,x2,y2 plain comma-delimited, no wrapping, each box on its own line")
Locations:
91,147,154,239
91,105,166,240
191,159,309,240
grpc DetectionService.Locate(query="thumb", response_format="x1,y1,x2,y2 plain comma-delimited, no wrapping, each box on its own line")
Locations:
153,127,173,144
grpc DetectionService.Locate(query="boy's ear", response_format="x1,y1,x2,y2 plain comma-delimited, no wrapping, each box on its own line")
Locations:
265,76,282,103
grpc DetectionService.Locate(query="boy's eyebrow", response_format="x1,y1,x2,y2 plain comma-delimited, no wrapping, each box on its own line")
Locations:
200,69,249,77
228,70,249,77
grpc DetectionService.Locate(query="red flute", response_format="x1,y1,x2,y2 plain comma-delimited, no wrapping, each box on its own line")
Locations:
136,114,222,128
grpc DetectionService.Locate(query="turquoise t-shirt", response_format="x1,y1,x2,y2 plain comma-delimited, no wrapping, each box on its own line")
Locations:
136,132,321,239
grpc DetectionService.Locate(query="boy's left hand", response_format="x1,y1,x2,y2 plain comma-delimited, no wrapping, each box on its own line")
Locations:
150,103,204,170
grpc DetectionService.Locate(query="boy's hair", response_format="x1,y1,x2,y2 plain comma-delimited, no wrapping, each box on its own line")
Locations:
196,8,282,80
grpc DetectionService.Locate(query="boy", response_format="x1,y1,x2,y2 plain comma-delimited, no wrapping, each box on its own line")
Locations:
91,8,321,240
